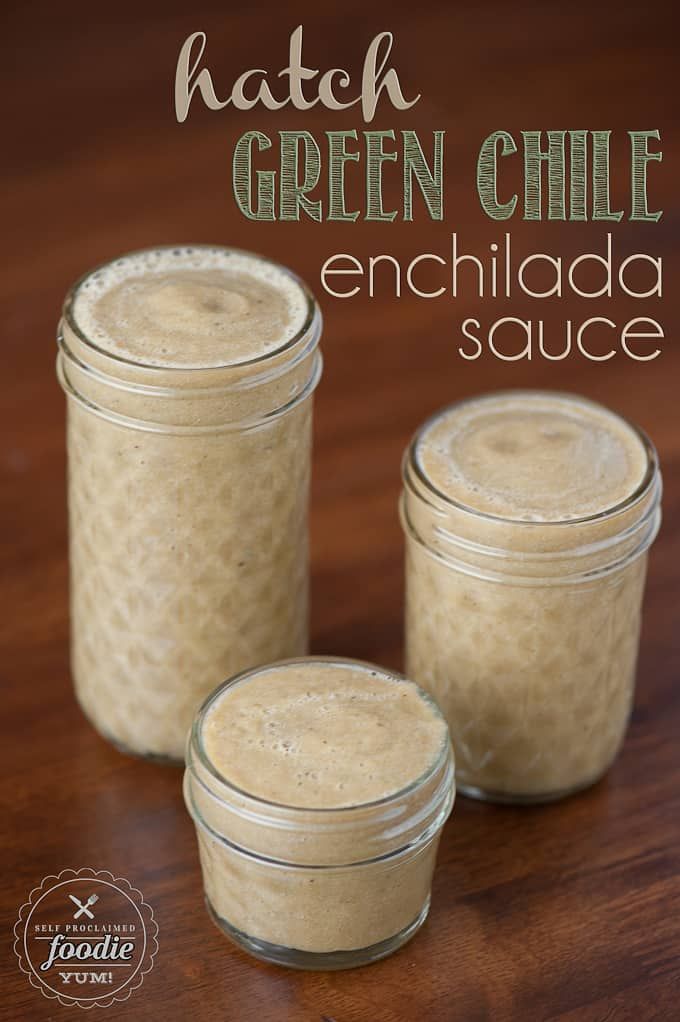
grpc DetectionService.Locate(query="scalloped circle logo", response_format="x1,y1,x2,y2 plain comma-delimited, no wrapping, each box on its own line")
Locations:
13,868,158,1009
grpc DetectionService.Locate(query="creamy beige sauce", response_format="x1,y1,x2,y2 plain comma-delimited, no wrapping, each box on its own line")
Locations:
71,246,309,368
202,662,447,808
61,247,318,761
416,392,648,522
405,391,657,801
187,660,453,959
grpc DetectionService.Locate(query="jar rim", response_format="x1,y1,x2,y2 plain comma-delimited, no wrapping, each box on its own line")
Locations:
188,656,452,817
184,770,451,871
405,390,660,530
62,243,321,375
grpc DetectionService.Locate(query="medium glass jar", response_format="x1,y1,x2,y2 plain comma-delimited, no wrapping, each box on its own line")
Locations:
56,246,322,761
401,391,662,804
183,657,455,969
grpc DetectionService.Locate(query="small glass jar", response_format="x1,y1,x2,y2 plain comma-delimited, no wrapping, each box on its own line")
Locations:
401,392,662,804
183,658,455,970
56,246,322,762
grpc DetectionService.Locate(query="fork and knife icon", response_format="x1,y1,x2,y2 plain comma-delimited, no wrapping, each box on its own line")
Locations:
68,893,99,919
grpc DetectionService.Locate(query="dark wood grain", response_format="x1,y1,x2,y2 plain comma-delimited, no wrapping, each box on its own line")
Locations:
1,3,679,1020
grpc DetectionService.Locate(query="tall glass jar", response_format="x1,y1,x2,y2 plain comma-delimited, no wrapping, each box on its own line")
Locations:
183,657,455,970
401,391,662,804
56,246,322,761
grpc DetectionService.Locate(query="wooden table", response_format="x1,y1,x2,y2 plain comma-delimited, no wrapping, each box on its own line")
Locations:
2,3,678,1019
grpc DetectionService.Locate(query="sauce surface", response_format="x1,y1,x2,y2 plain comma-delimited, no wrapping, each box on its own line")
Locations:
416,392,648,522
71,246,309,369
202,662,448,808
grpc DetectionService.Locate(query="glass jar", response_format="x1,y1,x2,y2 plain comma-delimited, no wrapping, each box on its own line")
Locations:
56,246,322,762
183,658,455,970
401,392,662,804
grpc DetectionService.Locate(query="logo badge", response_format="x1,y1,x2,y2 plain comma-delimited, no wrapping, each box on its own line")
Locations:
13,868,158,1009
